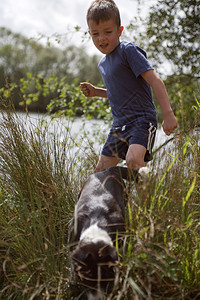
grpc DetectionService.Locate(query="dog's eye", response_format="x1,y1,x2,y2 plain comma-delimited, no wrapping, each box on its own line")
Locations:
76,265,82,272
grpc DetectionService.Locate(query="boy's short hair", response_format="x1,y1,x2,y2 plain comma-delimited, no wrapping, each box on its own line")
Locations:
87,0,121,27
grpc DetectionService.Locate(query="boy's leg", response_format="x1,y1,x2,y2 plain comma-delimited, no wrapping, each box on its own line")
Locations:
125,144,146,170
95,155,121,173
126,144,149,199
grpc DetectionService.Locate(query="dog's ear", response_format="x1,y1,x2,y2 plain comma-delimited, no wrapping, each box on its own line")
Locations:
99,245,118,263
72,245,90,265
72,244,118,266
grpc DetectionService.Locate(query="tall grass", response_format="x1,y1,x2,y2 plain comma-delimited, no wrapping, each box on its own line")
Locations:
0,106,199,299
115,114,200,299
0,109,96,299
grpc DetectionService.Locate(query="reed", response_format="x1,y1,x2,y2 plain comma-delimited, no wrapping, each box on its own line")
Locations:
0,107,199,299
114,128,200,299
0,110,95,299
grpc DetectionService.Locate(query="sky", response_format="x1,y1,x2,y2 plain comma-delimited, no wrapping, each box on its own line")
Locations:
0,0,153,55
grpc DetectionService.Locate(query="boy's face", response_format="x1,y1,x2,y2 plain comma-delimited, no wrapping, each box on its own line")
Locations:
88,19,123,55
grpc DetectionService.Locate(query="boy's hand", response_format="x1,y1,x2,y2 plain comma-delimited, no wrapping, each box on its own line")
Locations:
162,111,178,135
80,82,96,97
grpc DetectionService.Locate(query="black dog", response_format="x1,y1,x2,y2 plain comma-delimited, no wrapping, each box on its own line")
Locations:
69,166,137,299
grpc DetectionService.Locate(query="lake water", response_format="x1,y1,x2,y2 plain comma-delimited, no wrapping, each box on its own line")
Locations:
17,112,174,158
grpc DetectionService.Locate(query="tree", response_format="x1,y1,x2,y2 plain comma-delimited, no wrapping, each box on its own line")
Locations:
145,0,199,77
0,27,102,112
0,27,102,85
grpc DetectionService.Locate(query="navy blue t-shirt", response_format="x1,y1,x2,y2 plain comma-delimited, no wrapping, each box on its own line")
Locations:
98,41,157,127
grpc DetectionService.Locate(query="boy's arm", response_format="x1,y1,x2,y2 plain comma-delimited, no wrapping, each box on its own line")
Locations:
141,70,178,136
80,82,107,98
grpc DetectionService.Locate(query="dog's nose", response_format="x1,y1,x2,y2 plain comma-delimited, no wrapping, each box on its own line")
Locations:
99,244,118,262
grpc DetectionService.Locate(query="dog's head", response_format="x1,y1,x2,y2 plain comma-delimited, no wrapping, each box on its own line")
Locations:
72,241,118,292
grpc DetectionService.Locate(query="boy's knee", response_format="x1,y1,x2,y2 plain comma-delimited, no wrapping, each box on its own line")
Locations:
126,144,146,170
94,159,104,173
94,165,103,173
95,155,121,173
126,154,145,170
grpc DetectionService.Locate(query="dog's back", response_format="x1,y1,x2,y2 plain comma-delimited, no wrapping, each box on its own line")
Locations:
70,167,129,241
69,166,137,298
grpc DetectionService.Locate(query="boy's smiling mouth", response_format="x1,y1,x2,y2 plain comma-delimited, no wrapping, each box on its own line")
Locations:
100,43,108,49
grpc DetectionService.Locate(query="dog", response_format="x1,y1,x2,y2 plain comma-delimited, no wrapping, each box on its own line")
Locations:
69,166,138,299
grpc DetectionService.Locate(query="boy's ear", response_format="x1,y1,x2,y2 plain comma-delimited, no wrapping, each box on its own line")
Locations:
119,26,124,36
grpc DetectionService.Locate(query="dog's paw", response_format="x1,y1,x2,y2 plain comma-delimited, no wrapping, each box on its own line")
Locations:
135,167,151,196
88,291,106,300
138,166,149,178
137,167,150,185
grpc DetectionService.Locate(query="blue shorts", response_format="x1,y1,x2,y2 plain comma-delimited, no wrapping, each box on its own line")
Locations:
101,121,157,162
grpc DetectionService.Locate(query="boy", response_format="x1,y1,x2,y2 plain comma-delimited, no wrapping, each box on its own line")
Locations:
80,0,177,173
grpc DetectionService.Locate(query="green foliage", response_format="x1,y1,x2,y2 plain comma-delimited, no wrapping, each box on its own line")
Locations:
0,73,112,123
47,78,112,123
145,0,199,76
159,75,200,129
0,27,102,112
